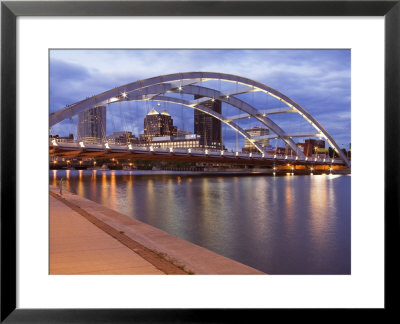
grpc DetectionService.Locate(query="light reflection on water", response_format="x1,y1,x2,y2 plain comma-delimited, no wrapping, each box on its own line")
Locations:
50,170,350,274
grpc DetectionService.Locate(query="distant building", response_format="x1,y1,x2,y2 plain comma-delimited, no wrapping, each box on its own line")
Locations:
194,95,222,149
77,106,106,143
176,129,192,137
150,134,202,149
142,108,177,142
49,133,74,143
283,140,327,157
296,143,305,153
266,147,287,155
284,143,305,156
304,139,325,156
242,126,270,153
106,131,138,145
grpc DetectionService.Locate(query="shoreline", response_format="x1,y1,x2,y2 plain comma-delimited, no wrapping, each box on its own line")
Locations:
49,185,265,275
50,168,351,176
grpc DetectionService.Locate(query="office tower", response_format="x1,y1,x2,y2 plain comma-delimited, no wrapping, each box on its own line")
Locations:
243,126,270,152
77,105,106,143
194,95,222,149
142,108,177,142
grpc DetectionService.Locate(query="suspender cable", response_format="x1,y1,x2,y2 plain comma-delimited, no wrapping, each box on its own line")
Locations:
128,100,135,139
118,100,128,140
235,81,239,152
110,103,116,134
98,106,107,144
251,86,255,129
180,80,184,132
235,127,238,153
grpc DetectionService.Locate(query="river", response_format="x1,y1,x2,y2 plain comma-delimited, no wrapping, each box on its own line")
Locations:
50,170,351,274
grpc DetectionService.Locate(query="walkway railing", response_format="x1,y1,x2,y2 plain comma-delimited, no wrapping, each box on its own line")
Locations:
50,139,347,165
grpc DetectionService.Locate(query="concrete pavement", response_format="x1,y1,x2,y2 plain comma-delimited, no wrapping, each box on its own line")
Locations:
49,186,265,275
50,195,168,274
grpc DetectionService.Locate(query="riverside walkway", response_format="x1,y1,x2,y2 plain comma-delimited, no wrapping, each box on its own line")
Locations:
50,194,167,274
49,186,264,275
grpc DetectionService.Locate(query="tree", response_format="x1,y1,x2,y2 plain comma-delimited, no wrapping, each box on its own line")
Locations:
328,147,339,158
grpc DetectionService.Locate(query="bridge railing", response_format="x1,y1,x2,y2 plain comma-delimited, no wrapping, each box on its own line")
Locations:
50,139,345,165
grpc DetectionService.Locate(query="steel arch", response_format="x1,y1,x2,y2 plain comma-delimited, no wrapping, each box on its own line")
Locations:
50,72,350,167
128,94,265,153
123,83,305,158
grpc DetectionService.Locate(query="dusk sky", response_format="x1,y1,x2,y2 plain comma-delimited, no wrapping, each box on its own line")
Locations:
50,49,351,150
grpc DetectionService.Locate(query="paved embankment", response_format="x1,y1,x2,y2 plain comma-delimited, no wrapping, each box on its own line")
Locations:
50,186,264,275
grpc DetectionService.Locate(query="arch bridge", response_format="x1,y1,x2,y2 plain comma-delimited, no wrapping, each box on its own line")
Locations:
50,72,350,169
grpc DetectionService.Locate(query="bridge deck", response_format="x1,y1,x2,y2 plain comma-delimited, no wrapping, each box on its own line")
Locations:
50,142,348,167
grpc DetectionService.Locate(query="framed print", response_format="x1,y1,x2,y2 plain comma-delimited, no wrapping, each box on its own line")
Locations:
1,0,399,322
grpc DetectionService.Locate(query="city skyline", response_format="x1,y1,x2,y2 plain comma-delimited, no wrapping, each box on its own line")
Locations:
49,49,351,150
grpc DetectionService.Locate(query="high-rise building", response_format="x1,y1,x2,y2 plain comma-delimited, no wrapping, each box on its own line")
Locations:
242,126,270,152
304,139,325,156
106,131,138,145
77,106,106,143
194,95,222,149
142,108,177,142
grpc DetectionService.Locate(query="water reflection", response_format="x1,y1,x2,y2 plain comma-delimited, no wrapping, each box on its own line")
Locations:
145,179,156,224
77,170,84,196
49,170,350,274
51,170,57,187
109,171,117,210
125,174,133,203
283,177,295,241
101,172,108,206
64,170,70,192
309,175,330,254
91,170,97,198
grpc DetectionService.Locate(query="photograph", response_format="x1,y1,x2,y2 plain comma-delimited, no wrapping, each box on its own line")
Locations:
49,49,351,275
3,0,397,319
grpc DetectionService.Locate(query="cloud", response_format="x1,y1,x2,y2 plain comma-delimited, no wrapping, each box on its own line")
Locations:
49,49,351,149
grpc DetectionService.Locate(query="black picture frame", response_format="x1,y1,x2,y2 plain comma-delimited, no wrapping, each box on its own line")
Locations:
1,0,399,322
